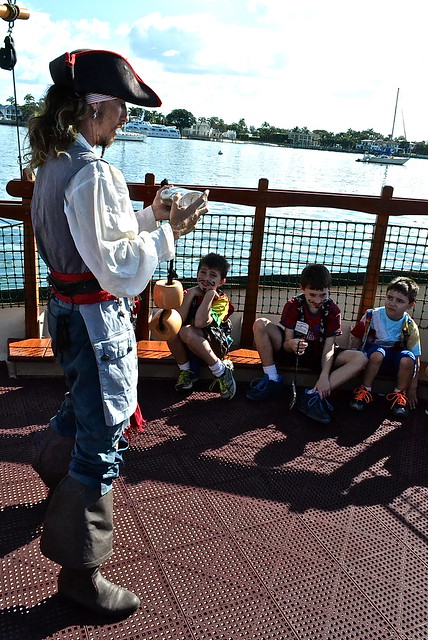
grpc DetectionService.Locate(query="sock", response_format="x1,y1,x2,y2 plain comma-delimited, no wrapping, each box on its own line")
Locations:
394,387,403,393
364,385,372,391
210,359,225,378
263,364,280,382
178,362,191,371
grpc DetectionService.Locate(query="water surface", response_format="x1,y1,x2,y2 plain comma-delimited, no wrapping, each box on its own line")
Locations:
1,123,427,227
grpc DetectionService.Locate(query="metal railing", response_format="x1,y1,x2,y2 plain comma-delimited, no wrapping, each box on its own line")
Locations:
1,174,427,347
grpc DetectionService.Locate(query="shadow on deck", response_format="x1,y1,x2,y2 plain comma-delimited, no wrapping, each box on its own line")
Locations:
0,361,427,640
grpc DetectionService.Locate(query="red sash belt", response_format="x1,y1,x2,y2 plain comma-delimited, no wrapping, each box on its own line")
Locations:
49,270,117,304
49,271,145,437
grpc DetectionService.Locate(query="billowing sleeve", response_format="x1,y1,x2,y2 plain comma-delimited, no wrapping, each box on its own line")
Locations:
135,206,158,233
64,161,175,297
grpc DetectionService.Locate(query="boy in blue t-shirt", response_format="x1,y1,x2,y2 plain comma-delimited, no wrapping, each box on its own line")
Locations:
350,276,421,417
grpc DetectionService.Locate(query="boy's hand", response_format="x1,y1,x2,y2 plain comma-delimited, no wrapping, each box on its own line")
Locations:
202,288,219,300
407,385,418,408
289,338,308,355
313,374,331,399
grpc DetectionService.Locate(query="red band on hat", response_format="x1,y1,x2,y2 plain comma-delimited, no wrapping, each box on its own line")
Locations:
64,52,76,67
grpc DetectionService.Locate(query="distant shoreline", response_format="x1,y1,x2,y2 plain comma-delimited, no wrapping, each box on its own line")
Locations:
1,121,424,158
181,135,424,158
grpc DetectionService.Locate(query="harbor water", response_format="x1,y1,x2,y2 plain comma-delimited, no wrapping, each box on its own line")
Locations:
0,125,428,218
0,124,427,288
1,123,428,222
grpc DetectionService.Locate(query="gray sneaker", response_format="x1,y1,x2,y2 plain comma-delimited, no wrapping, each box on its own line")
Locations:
175,369,198,391
209,359,236,399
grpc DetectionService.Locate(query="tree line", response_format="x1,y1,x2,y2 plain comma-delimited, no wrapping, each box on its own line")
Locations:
5,96,428,155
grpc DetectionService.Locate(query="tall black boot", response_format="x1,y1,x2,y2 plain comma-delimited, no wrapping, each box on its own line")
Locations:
41,475,140,617
32,425,74,490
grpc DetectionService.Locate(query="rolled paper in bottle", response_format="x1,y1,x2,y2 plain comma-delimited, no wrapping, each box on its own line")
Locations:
159,187,203,208
153,279,183,310
149,308,182,341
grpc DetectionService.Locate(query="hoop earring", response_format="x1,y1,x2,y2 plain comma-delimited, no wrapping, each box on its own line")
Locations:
92,109,99,119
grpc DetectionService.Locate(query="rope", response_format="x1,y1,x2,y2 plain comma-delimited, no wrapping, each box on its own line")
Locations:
167,259,178,285
0,1,23,174
10,66,23,174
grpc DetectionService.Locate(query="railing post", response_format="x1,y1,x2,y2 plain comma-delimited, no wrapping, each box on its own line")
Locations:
357,185,392,319
240,178,269,347
22,169,39,338
23,216,40,337
135,172,156,340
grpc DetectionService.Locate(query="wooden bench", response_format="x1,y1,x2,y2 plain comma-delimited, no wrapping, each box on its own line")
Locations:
135,342,264,381
135,341,428,389
7,339,262,366
6,338,263,381
7,338,428,393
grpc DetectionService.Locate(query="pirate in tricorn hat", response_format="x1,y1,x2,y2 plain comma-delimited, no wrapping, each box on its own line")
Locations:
28,50,208,618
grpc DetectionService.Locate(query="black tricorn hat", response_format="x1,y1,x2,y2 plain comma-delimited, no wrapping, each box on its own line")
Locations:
49,49,161,107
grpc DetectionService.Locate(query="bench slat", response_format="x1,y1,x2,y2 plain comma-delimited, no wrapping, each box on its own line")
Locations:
7,338,428,384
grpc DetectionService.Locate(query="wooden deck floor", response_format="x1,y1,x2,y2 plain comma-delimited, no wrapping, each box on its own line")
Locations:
0,361,427,640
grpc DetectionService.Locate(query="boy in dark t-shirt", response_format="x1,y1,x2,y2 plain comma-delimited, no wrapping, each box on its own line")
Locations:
167,253,236,400
247,264,367,423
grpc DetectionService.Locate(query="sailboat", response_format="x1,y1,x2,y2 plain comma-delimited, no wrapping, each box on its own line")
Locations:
356,89,409,165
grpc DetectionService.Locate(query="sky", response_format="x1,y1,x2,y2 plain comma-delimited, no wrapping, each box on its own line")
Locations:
1,0,428,140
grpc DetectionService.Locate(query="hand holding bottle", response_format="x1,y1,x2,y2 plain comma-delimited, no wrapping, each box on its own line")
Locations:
169,189,209,240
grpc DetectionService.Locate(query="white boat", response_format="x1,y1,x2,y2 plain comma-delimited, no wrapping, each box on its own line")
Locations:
356,152,408,165
356,88,410,166
126,118,181,139
115,129,147,142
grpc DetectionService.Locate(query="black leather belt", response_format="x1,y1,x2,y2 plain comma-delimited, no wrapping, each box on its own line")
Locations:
47,273,103,296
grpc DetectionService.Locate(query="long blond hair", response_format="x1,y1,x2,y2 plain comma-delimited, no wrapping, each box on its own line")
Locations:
27,84,89,169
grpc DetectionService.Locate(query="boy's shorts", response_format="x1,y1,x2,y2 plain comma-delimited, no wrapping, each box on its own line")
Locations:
275,327,344,372
203,324,231,359
364,345,416,377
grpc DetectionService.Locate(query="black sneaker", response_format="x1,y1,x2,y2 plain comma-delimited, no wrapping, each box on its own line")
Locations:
350,385,373,412
246,374,283,401
386,390,409,417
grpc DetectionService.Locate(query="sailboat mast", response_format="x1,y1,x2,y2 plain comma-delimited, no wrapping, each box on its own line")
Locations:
402,110,407,142
390,88,399,139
